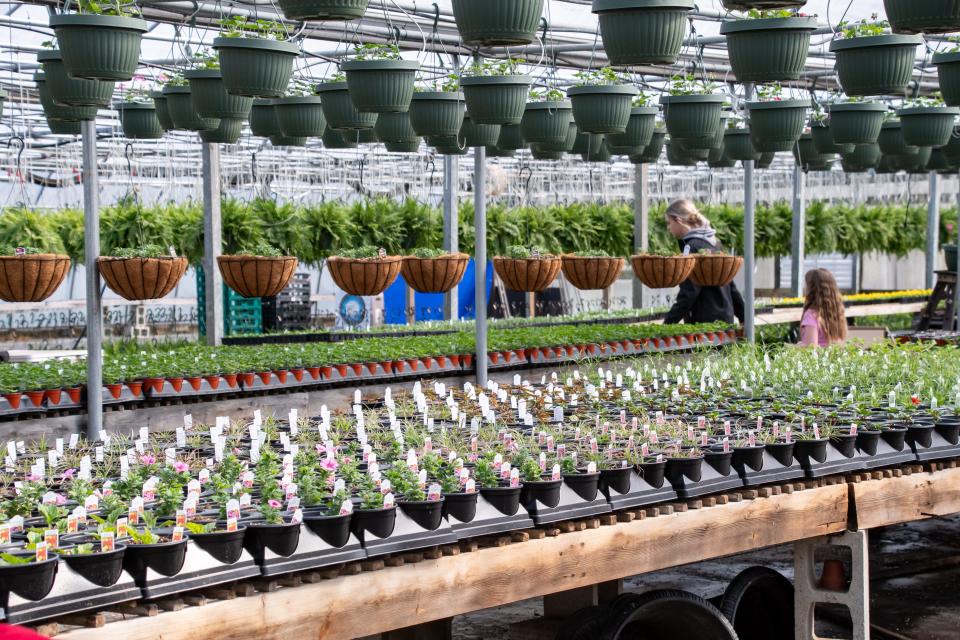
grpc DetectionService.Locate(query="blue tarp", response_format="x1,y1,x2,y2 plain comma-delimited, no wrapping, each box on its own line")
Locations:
383,259,493,324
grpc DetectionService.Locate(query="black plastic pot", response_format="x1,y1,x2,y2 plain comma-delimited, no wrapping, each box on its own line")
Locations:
905,424,934,449
704,449,734,476
0,553,59,601
351,506,397,539
880,425,908,451
479,485,522,516
398,499,445,531
765,441,796,468
665,456,703,484
442,491,479,523
831,433,858,458
935,421,960,445
637,459,667,487
793,439,829,465
298,512,350,548
600,466,633,495
61,544,126,587
521,479,563,508
731,445,765,473
563,472,601,501
855,430,881,456
122,539,188,578
188,527,247,564
243,522,300,560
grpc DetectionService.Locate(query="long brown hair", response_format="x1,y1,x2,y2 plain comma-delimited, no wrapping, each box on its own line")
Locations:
803,269,847,342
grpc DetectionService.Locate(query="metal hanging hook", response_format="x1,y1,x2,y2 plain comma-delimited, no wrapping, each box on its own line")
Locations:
124,142,134,177
6,136,25,180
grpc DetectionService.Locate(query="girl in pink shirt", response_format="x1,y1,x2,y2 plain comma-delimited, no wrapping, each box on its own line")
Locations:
798,268,847,347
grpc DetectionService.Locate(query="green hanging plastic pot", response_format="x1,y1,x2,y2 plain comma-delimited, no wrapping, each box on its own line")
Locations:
592,0,694,66
756,152,776,169
829,35,923,97
878,120,917,155
429,134,469,155
342,59,419,113
674,139,710,161
461,115,501,147
571,131,597,155
537,122,579,153
409,92,465,137
826,101,887,145
720,1,807,9
322,126,358,149
793,133,834,171
35,72,96,122
810,122,854,155
530,144,565,160
723,128,761,161
451,0,544,46
666,140,700,166
747,99,808,152
270,134,308,147
884,0,960,35
567,84,638,134
605,106,658,154
250,99,281,137
927,147,956,173
721,17,817,83
944,131,960,164
163,86,219,131
521,101,573,146
630,129,666,163
46,118,81,135
933,52,960,106
897,105,960,147
274,95,327,137
707,143,736,168
707,112,731,151
200,118,244,144
151,94,174,131
497,124,526,151
185,70,254,120
315,81,378,130
37,50,114,108
487,145,516,158
461,75,532,126
357,128,378,143
661,94,725,148
213,37,300,98
888,145,932,172
275,0,369,21
49,14,147,81
374,111,419,144
118,102,164,139
385,140,421,153
582,136,612,162
840,143,881,172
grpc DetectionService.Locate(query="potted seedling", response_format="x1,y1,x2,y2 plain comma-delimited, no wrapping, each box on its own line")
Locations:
606,93,659,154
276,0,369,21
721,8,818,83
343,43,419,114
747,83,808,153
98,245,188,301
461,58,531,126
351,478,397,540
409,75,466,138
897,95,960,148
451,0,544,46
274,79,327,138
493,245,562,292
186,49,254,121
567,67,638,134
315,71,378,131
561,250,625,290
829,16,923,97
401,248,470,294
328,246,402,296
630,249,697,289
660,74,726,151
214,16,300,98
474,458,521,516
592,0,695,66
387,467,445,531
217,241,298,299
37,45,114,108
0,547,60,603
521,88,574,149
826,99,887,146
0,241,70,303
518,453,562,508
48,0,148,81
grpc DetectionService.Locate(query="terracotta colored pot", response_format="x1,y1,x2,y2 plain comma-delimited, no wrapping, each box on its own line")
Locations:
489,352,501,364
25,390,45,407
307,366,321,380
126,381,143,396
401,253,470,293
217,255,298,298
493,256,561,292
168,377,184,392
105,384,122,399
435,355,447,368
318,366,332,378
275,370,289,383
143,377,164,393
327,256,403,296
335,364,348,377
379,361,393,373
66,387,83,403
97,256,188,300
366,363,379,375
291,368,305,382
560,255,625,290
690,254,744,287
239,372,256,387
407,359,420,371
351,363,363,376
258,372,273,385
44,388,62,405
204,375,221,390
186,377,202,391
0,254,70,302
462,354,473,367
449,355,461,367
630,254,697,289
223,373,239,388
3,392,22,409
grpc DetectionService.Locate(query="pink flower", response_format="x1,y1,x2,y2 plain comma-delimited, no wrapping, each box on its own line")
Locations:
139,454,156,465
54,493,66,506
61,468,76,480
268,499,282,509
320,458,338,472
173,461,189,473
25,474,39,482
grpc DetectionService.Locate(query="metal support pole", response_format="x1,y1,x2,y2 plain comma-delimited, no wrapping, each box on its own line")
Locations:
790,164,805,297
927,171,941,290
202,142,224,346
82,120,102,440
474,148,488,387
443,154,459,321
955,170,960,330
743,83,756,343
632,163,649,309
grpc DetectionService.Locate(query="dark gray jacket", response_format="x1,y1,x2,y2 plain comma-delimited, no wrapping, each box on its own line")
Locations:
664,236,745,325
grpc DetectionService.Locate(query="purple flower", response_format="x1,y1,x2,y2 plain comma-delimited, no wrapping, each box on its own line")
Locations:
139,454,156,465
320,458,338,472
173,461,189,473
268,499,282,510
61,468,76,480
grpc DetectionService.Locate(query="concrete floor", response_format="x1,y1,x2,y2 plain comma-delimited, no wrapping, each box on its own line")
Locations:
452,515,960,640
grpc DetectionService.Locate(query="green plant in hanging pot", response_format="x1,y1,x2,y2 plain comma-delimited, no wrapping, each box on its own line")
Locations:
567,67,639,134
605,93,658,154
530,144,564,160
826,99,888,145
810,119,854,155
521,89,574,148
151,91,174,131
48,0,148,81
98,245,189,301
37,48,114,108
582,136,613,162
896,95,960,148
275,0,369,21
460,58,532,126
829,17,923,97
401,249,470,294
429,134,469,155
185,51,255,121
840,142,881,172
561,250,625,290
199,117,244,144
630,127,666,163
461,114,501,147
666,139,701,166
327,246,402,296
883,0,960,35
270,133,308,147
322,125,359,149
493,245,562,292
877,118,917,156
249,99,281,137
274,79,327,137
218,241,298,298
162,75,220,132
660,74,726,149
451,0,544,46
117,97,164,140
315,73,378,131
496,124,526,151
591,0,695,66
34,72,97,124
747,83,808,152
793,132,834,171
342,43,419,113
720,1,807,9
213,16,300,98
46,118,81,135
723,125,762,161
927,147,956,174
721,9,818,83
0,240,71,304
374,111,420,147
409,77,466,138
933,46,960,107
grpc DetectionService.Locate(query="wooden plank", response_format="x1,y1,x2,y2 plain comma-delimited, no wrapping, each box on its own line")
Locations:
56,483,847,640
853,466,960,529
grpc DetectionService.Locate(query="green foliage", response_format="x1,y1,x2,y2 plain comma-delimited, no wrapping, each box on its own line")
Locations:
75,0,139,18
504,245,552,259
112,245,170,259
0,207,66,255
218,16,286,40
337,246,384,259
667,74,716,96
573,67,623,87
530,88,565,102
352,43,401,61
466,58,522,77
839,15,888,39
410,248,448,258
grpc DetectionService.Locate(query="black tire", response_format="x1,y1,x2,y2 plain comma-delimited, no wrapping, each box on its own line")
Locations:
599,589,739,640
720,566,794,640
556,605,612,640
